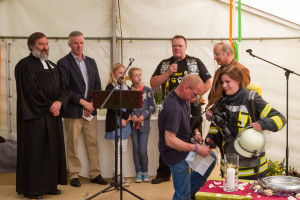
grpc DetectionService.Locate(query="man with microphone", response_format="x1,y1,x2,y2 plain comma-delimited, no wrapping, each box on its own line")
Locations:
150,35,215,197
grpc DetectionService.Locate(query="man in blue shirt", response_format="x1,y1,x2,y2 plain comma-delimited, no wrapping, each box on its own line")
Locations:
57,31,107,187
158,74,211,200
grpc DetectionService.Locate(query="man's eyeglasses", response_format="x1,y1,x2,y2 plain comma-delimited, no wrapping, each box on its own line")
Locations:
188,86,198,97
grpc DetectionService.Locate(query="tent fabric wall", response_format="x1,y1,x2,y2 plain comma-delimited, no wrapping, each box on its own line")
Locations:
1,0,300,174
120,0,300,38
0,0,112,37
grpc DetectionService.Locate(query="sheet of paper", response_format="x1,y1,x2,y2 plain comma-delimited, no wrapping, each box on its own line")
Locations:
186,151,215,176
82,111,93,121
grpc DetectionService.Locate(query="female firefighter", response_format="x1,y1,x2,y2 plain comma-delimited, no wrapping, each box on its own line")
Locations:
205,66,286,180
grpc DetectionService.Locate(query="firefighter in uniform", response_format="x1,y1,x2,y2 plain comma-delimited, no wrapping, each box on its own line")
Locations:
206,66,286,180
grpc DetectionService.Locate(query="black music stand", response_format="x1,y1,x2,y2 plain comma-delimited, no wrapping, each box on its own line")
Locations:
86,90,143,200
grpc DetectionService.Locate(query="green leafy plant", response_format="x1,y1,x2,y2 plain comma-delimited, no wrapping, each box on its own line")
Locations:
152,87,163,105
267,158,300,177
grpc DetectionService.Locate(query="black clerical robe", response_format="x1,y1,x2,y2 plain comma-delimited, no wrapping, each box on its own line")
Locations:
15,54,69,195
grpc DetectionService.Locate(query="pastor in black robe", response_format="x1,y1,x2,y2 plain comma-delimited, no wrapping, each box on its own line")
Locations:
14,53,69,195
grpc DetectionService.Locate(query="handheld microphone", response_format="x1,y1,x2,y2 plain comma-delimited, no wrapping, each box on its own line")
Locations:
174,56,178,64
170,57,178,77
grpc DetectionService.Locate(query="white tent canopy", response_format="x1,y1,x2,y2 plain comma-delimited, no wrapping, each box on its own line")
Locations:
1,0,300,177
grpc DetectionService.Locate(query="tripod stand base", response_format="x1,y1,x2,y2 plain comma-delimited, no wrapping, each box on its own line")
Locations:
85,185,114,200
85,180,145,200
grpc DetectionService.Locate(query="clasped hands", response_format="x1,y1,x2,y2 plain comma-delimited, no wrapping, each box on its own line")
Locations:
49,101,62,116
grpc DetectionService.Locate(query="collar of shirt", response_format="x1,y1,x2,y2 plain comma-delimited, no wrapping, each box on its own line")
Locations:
71,52,86,65
172,89,190,112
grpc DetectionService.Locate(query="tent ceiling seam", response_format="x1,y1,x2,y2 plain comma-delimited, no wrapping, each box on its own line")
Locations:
1,36,299,41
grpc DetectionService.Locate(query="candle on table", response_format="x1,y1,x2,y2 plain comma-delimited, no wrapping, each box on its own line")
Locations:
226,167,235,189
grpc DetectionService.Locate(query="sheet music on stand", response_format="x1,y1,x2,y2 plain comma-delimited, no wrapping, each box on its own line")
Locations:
92,90,142,109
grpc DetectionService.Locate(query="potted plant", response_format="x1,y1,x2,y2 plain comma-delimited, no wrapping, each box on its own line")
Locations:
152,87,163,116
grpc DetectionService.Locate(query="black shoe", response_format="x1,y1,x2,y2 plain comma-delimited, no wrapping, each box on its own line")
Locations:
90,175,108,185
24,194,42,199
46,189,61,195
151,177,170,184
70,178,81,187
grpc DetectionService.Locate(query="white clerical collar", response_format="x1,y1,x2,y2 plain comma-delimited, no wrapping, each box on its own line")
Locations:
41,60,54,69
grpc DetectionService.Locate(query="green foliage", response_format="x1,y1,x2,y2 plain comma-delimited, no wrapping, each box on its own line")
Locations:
267,158,300,177
152,87,162,105
267,158,286,176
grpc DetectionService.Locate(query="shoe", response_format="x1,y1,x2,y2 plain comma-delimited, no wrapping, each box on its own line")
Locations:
46,189,61,195
70,178,81,187
24,194,42,199
151,177,170,184
135,172,143,183
121,177,130,187
142,172,150,182
90,174,108,185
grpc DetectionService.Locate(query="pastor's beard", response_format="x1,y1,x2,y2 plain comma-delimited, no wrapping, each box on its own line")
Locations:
32,48,49,60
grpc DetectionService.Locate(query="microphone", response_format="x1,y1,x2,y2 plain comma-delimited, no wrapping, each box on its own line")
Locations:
246,49,254,57
170,57,178,77
173,56,178,64
246,49,252,54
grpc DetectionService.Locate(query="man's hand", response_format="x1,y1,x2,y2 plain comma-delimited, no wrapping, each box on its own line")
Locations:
50,101,62,116
194,134,203,144
196,145,211,157
167,63,178,76
84,109,92,117
80,99,94,113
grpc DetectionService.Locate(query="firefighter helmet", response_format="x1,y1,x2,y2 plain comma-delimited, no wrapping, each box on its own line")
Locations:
234,127,265,158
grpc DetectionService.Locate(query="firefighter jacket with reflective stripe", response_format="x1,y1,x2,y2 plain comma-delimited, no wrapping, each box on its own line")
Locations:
206,86,286,178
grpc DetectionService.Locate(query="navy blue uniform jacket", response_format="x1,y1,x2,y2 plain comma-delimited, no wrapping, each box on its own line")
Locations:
57,52,101,118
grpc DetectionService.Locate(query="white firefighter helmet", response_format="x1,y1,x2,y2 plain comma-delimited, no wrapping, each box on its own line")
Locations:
234,127,265,158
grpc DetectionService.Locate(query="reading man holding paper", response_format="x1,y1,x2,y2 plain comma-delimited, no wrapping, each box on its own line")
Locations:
158,74,211,200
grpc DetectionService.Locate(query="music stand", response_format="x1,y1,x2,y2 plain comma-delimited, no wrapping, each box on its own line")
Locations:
85,90,143,200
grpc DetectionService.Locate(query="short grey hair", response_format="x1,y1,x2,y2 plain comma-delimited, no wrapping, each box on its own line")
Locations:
68,31,83,42
216,42,233,56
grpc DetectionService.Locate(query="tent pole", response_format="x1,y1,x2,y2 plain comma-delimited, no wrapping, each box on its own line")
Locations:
112,0,117,66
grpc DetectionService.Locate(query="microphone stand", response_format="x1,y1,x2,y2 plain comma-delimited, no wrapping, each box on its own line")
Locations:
246,49,300,175
87,58,144,200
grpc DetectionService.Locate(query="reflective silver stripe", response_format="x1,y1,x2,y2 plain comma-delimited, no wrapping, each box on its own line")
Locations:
227,105,248,113
239,163,268,176
221,156,267,176
271,116,284,130
260,156,266,164
248,90,256,101
260,104,271,119
208,127,219,134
